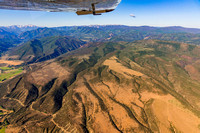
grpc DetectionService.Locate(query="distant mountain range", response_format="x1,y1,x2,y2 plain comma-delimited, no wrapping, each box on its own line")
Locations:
0,25,39,34
1,25,200,60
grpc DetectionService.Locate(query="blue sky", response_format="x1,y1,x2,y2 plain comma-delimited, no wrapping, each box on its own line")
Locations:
0,0,200,28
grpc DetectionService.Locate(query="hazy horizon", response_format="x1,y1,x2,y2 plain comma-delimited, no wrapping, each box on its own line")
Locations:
1,24,200,29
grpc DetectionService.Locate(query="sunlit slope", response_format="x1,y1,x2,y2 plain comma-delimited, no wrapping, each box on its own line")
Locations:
0,40,200,133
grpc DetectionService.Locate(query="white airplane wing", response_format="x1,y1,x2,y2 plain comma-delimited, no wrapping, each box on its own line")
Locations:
0,0,121,15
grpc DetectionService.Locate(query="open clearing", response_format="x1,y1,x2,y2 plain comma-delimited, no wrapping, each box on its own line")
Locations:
103,56,144,78
0,60,23,66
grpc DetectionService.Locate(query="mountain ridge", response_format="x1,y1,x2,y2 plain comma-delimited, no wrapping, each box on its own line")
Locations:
7,36,86,63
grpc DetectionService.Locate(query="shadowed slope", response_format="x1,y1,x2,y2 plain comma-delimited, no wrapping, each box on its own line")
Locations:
8,36,86,63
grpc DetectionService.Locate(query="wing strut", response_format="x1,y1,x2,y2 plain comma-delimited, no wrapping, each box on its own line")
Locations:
92,3,102,15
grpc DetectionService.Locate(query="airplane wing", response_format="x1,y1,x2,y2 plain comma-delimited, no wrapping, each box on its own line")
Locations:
0,0,121,15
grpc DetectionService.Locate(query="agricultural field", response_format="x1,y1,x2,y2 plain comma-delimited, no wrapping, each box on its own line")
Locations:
0,67,23,82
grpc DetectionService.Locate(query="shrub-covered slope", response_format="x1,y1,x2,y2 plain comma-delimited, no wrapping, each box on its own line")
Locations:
8,36,85,63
